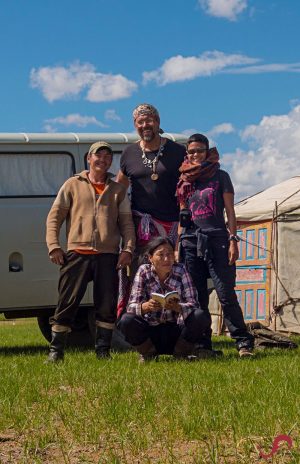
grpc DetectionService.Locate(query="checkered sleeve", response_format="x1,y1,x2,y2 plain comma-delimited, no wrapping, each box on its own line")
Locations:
126,265,147,316
179,265,199,320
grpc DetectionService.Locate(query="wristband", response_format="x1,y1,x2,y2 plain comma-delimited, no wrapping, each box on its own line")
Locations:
228,234,240,242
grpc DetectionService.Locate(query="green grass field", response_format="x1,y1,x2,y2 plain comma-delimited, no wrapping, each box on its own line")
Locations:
0,318,299,464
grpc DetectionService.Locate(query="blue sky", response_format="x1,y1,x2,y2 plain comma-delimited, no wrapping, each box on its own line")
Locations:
1,0,300,198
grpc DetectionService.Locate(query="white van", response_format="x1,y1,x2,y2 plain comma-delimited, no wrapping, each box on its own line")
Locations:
0,132,187,346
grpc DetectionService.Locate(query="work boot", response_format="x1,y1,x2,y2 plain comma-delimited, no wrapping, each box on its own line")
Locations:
173,337,195,359
135,338,157,363
95,326,113,359
47,330,68,363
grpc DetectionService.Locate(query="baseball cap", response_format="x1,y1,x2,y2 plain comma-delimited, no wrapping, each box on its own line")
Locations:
88,141,113,156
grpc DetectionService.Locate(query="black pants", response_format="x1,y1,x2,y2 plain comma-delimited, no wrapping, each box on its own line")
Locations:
50,252,118,329
181,236,254,351
117,309,210,355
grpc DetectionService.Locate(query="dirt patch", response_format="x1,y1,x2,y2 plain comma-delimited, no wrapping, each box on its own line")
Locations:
0,435,24,464
0,432,297,463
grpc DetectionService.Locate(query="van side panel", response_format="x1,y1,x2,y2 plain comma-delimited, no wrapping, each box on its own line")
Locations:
0,134,186,313
0,197,61,308
0,143,85,311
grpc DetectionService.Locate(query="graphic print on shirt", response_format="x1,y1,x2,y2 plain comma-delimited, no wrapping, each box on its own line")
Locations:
189,180,219,220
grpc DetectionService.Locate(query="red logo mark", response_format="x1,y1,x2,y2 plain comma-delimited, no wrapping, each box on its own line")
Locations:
258,434,293,459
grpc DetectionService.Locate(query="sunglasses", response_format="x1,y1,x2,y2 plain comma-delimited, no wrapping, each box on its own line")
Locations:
187,148,208,155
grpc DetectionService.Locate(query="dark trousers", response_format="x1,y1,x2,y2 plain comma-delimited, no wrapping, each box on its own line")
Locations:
117,309,210,355
50,252,118,329
181,236,254,350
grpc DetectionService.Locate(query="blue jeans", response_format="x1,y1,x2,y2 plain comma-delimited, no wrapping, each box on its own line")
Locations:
181,235,254,351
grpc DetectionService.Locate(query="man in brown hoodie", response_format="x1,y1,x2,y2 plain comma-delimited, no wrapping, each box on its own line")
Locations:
46,141,135,362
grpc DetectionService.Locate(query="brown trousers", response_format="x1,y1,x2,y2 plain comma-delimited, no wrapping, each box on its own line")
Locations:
50,251,118,329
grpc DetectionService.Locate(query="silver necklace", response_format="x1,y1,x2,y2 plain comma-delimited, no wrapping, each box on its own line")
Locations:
140,137,164,181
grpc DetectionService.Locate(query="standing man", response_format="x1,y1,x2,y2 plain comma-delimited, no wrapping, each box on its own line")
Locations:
46,141,135,362
116,103,186,256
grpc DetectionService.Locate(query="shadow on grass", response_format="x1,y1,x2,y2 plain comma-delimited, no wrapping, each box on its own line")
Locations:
0,345,48,356
0,344,135,357
1,341,296,359
0,344,96,356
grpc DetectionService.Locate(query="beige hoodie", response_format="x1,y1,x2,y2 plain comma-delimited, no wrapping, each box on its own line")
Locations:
46,170,135,255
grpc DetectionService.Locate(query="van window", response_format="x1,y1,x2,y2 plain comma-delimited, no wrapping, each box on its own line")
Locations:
0,152,74,197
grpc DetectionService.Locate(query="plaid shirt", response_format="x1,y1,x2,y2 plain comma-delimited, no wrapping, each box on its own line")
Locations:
127,263,199,326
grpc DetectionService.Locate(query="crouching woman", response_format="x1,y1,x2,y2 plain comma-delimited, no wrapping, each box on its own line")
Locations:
117,237,210,361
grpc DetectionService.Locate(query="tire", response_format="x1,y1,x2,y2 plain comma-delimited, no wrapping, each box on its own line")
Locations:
37,307,94,347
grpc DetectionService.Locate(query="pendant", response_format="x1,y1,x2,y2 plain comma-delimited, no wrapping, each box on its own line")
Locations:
151,173,159,181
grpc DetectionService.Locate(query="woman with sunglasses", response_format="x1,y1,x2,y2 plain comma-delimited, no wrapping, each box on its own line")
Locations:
176,133,254,357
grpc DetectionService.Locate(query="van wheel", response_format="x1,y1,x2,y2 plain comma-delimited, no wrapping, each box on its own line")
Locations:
87,309,132,352
37,307,94,347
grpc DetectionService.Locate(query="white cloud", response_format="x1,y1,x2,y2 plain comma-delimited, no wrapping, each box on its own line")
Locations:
207,122,235,137
104,109,121,121
183,124,235,137
206,122,235,147
30,62,95,102
182,124,235,147
143,51,300,87
43,124,57,133
221,105,300,200
44,113,108,132
290,98,300,108
30,62,137,102
143,51,259,85
87,74,137,102
227,62,300,74
182,129,199,136
199,0,248,21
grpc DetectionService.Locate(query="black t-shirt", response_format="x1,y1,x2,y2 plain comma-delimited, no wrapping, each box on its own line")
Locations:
186,169,234,232
120,139,186,221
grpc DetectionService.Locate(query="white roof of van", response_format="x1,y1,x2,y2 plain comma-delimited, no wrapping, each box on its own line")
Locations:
0,132,188,144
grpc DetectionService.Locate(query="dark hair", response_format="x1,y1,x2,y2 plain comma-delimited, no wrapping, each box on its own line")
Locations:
146,237,174,256
187,133,209,150
139,237,174,265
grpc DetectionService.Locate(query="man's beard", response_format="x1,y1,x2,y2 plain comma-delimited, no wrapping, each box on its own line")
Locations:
140,129,157,142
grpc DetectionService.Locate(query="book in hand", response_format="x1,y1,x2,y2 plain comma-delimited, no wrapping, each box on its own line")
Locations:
151,291,180,308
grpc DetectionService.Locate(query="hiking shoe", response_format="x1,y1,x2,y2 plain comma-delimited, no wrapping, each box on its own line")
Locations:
239,347,254,358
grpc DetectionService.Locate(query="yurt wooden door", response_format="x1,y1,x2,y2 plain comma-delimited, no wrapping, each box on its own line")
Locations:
235,221,272,322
